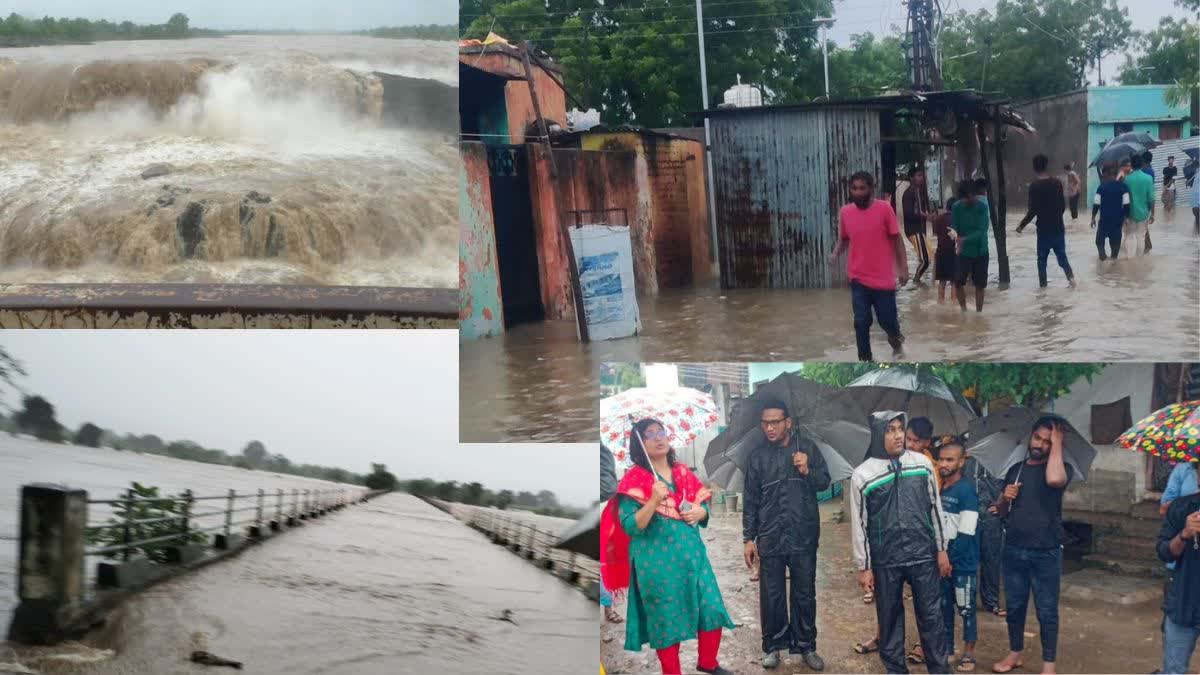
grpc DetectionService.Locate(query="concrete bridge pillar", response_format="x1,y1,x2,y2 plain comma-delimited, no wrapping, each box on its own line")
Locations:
7,484,88,645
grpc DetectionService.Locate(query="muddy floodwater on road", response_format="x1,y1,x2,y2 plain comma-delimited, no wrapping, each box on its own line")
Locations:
460,212,1200,443
0,439,595,674
0,36,457,286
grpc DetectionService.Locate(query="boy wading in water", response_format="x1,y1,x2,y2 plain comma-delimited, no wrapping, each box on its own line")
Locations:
830,171,909,362
951,181,990,312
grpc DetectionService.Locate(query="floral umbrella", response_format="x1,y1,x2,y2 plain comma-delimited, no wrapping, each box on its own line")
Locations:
1118,400,1200,464
600,387,719,470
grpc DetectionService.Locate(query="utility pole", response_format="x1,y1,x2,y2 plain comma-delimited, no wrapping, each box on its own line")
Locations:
695,0,719,266
815,17,834,99
905,0,943,92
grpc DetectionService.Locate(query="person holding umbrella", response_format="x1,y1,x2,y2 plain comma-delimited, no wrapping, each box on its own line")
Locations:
990,417,1071,675
850,411,952,674
600,418,735,675
1156,486,1200,673
1124,154,1156,257
742,398,831,671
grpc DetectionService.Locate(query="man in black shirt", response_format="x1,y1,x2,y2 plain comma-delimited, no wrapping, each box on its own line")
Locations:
1017,154,1076,289
902,167,933,284
743,398,831,671
1158,491,1200,673
1162,155,1178,214
991,416,1071,675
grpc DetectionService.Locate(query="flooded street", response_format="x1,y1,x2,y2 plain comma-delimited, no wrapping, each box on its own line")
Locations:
0,36,456,286
0,439,594,674
601,503,1191,674
460,211,1200,443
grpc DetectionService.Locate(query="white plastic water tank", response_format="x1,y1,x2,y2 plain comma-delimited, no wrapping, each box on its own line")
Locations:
568,108,601,131
722,74,763,108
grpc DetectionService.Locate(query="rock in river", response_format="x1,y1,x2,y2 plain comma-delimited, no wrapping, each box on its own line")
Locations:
140,163,173,179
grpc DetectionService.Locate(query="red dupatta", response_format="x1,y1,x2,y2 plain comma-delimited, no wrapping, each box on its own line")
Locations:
600,462,712,594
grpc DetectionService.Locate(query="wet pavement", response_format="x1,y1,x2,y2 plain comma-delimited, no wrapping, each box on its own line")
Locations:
460,211,1200,443
600,502,1193,674
4,493,595,675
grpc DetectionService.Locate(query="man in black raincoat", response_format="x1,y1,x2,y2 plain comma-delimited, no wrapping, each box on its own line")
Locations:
849,411,952,674
742,398,831,671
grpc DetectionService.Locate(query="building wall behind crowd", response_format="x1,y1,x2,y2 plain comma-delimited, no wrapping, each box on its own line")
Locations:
1008,90,1089,209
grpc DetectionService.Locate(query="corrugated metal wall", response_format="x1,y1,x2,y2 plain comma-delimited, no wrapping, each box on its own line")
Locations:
710,107,881,288
1151,136,1198,209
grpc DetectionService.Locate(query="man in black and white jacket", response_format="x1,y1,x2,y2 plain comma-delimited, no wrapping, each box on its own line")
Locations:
849,411,953,674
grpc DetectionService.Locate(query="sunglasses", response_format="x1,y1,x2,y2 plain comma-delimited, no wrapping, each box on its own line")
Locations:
641,429,669,441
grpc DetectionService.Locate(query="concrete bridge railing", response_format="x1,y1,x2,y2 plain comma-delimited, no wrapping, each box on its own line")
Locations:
422,498,601,600
7,483,390,645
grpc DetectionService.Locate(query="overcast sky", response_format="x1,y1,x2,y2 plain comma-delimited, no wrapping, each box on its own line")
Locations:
10,0,454,31
826,0,1186,85
0,331,595,507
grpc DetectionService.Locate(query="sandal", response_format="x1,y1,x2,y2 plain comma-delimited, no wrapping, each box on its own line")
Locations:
604,607,623,624
907,645,925,664
958,655,977,672
862,591,874,603
853,638,879,655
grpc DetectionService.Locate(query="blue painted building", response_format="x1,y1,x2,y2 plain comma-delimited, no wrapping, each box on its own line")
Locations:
1085,85,1193,196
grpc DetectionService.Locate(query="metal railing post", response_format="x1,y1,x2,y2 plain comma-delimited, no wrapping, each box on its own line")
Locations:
224,489,235,539
181,489,193,541
256,488,264,528
292,489,299,517
276,489,283,524
121,488,134,562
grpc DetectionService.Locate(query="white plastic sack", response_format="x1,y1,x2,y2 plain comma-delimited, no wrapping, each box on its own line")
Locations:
568,224,641,341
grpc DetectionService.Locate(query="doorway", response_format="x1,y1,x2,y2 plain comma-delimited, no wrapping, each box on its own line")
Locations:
487,145,544,327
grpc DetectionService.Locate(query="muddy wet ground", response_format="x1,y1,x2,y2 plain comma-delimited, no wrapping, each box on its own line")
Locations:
601,502,1196,675
461,211,1200,444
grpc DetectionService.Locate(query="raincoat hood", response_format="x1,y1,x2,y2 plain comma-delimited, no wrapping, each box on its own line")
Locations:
866,410,908,460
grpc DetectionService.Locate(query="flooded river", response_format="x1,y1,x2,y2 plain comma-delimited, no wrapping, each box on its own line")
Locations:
460,211,1200,443
0,438,595,674
0,36,456,286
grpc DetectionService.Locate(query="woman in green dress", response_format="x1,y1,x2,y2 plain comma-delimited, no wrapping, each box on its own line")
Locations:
600,417,736,675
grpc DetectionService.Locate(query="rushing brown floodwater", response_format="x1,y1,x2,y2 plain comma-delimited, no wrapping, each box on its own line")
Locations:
0,36,456,286
461,211,1200,443
0,438,594,674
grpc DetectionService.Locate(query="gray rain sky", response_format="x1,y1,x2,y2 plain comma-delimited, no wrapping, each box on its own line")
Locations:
10,0,454,31
827,0,1188,85
0,331,595,507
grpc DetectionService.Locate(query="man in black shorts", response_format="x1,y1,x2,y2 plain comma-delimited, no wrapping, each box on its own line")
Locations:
902,166,933,284
951,181,990,312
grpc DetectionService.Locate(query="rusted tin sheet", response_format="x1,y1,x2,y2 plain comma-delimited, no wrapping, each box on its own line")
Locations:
458,142,505,339
0,284,456,329
710,107,881,288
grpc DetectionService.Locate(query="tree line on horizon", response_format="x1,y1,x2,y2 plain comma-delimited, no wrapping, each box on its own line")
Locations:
0,12,455,47
401,477,584,518
0,392,575,513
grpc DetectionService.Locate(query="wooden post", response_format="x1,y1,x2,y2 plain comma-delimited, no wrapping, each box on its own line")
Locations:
993,106,1011,285
975,122,1009,285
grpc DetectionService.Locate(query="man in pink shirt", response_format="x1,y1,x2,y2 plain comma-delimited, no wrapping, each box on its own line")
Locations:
829,171,909,361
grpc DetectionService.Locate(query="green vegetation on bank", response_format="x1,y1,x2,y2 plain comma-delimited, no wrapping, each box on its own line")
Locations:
357,25,457,41
402,478,583,519
0,12,456,47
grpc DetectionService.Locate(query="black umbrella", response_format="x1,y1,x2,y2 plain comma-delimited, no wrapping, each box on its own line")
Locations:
834,367,976,441
1108,131,1161,150
964,406,1096,483
703,373,867,491
1089,141,1148,168
554,503,602,560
